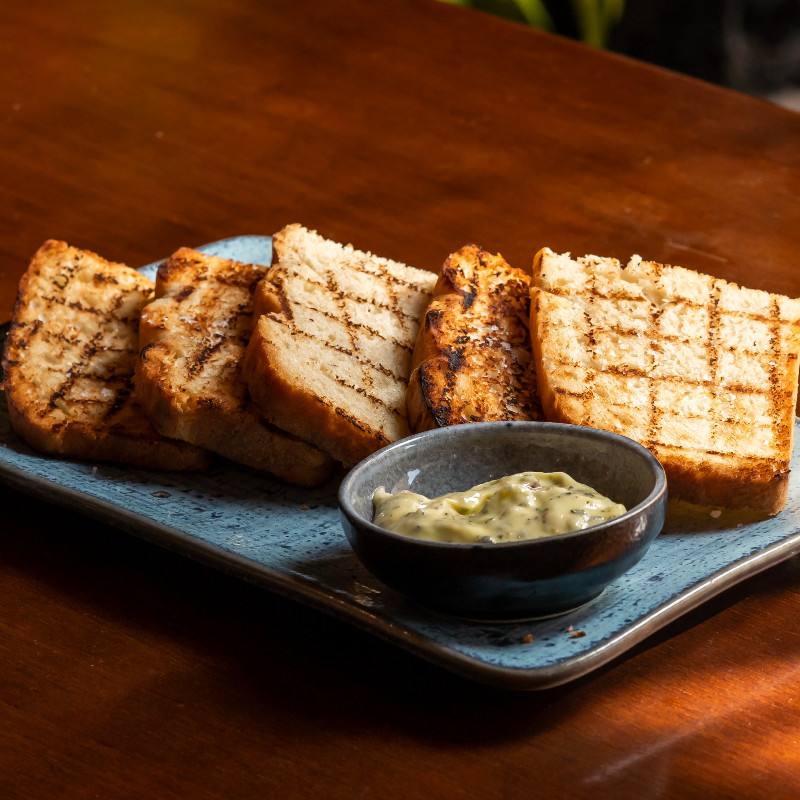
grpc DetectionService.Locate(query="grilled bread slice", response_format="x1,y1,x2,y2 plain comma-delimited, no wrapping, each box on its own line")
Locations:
530,247,800,516
1,240,210,470
135,248,334,486
243,224,437,467
406,244,542,432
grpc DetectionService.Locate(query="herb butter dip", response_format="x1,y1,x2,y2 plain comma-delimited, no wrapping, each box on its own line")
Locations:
372,471,626,544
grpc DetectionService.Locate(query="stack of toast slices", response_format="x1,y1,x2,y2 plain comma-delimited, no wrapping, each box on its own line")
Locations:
1,240,211,471
405,244,800,516
1,226,436,484
3,231,800,515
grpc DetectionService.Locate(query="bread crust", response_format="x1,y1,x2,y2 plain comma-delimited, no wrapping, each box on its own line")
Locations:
4,386,210,470
2,240,210,471
407,245,541,433
652,447,789,517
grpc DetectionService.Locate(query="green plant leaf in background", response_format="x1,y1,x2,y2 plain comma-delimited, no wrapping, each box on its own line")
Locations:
512,0,554,29
438,0,552,28
439,0,625,48
570,0,625,48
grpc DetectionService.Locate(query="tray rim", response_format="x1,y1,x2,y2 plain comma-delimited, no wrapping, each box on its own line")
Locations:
3,436,800,691
4,452,799,691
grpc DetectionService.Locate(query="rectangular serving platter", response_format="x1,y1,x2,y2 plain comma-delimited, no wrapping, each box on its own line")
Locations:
2,235,800,691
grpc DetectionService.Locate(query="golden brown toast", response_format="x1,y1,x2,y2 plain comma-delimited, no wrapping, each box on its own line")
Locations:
135,248,334,486
530,247,800,516
1,240,210,470
243,224,437,467
406,244,542,432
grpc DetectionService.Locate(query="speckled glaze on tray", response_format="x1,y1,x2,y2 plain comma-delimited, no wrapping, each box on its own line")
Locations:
2,235,800,690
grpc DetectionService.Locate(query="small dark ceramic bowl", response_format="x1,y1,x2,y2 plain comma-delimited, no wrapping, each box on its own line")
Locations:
338,421,667,621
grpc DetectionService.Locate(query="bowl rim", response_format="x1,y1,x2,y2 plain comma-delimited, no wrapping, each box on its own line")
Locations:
338,420,668,550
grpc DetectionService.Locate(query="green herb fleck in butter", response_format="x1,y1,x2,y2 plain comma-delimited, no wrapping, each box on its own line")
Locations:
372,471,626,544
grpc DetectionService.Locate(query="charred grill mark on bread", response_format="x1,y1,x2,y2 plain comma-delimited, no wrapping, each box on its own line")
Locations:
544,284,793,428
704,284,723,464
333,404,391,447
418,362,453,427
258,313,410,409
273,269,424,333
101,383,135,423
186,337,226,379
767,296,797,460
265,300,416,369
173,285,194,303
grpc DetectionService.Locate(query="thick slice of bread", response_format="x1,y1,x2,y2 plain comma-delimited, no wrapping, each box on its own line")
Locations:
1,240,210,470
530,247,800,516
135,248,334,486
406,244,542,432
243,224,437,467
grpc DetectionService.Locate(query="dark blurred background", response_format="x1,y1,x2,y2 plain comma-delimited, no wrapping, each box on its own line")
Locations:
443,0,800,110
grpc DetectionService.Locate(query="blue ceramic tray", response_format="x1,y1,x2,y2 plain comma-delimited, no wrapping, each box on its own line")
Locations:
2,235,800,690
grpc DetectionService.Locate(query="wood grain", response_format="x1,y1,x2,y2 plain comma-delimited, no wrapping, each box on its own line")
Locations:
2,0,800,797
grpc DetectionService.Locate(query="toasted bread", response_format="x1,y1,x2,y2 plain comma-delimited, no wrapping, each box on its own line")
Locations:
135,247,334,486
406,244,542,432
1,240,210,470
530,247,800,516
243,224,437,467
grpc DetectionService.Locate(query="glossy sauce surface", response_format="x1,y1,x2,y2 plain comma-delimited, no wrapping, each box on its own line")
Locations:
372,471,626,544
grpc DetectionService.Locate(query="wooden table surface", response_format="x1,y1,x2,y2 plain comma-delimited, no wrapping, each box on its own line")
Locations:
3,1,800,797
